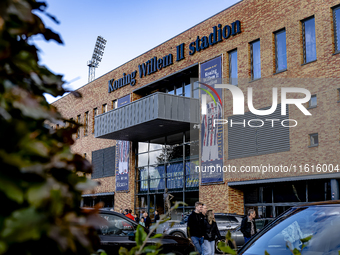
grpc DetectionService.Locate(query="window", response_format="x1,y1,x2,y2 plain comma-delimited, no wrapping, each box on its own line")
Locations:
250,40,261,80
92,146,116,179
84,111,89,136
92,108,98,134
309,94,317,108
337,88,340,102
76,114,81,139
302,17,317,63
274,29,287,72
333,5,340,53
309,133,319,147
229,49,238,85
112,100,117,109
102,103,107,113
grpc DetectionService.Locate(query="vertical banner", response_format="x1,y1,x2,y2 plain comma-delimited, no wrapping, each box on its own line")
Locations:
200,56,224,183
115,140,130,191
116,95,131,191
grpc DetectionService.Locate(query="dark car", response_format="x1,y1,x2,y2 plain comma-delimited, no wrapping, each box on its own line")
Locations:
222,218,275,251
238,201,340,255
97,210,195,255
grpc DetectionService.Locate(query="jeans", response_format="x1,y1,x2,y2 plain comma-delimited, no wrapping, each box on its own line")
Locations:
191,236,204,254
202,239,215,255
244,236,251,243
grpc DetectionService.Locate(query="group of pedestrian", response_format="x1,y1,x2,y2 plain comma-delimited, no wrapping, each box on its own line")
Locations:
187,201,222,255
120,208,161,229
187,202,257,255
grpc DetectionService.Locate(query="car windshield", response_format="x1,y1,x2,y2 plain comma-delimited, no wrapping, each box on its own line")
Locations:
243,206,340,255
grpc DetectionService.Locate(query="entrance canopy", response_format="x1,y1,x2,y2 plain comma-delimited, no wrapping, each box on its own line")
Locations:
94,92,199,142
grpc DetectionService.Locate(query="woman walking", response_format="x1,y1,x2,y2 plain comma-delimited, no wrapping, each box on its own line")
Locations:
202,210,222,255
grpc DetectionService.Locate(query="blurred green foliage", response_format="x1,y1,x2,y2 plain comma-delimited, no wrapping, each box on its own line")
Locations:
0,0,100,254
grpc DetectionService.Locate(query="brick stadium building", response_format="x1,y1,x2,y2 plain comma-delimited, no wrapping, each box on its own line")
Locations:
52,0,340,220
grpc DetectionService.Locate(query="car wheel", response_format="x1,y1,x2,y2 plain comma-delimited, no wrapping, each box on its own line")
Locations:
215,239,227,254
216,239,236,254
170,231,185,238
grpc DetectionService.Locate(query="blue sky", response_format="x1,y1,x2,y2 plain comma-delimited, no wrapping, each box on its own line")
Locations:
35,0,240,103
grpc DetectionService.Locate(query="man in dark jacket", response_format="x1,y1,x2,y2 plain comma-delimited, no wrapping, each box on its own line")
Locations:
154,210,160,223
187,201,204,254
143,212,152,229
241,209,257,243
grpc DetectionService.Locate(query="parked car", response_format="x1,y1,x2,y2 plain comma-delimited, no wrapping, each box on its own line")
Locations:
96,210,195,255
164,212,242,253
219,218,275,251
238,201,340,255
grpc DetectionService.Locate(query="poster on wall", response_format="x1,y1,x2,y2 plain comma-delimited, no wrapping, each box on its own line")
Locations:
200,56,224,184
115,94,131,191
115,140,130,191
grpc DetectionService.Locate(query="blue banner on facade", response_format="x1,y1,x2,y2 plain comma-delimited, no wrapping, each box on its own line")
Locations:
200,56,224,184
116,140,130,191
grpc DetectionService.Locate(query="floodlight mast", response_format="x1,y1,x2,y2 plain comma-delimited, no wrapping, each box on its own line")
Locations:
87,36,107,82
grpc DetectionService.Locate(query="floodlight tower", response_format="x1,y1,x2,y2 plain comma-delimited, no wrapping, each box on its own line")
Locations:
87,36,107,83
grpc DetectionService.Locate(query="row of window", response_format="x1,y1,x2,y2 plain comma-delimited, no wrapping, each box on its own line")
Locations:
228,6,340,84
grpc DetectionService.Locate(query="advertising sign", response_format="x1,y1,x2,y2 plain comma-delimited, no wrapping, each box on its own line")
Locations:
200,56,224,184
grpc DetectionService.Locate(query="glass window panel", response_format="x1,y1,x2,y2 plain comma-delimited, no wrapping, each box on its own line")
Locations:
149,143,164,151
185,129,199,143
138,167,148,181
185,141,199,159
139,180,148,192
303,17,317,63
275,30,287,72
263,186,273,203
138,142,148,153
176,85,183,96
150,137,165,150
167,145,183,162
149,165,165,191
309,95,317,107
334,7,340,52
184,83,191,97
251,40,261,80
229,50,238,85
185,160,199,189
273,182,306,203
310,133,319,145
138,153,148,167
167,133,183,145
149,150,163,165
244,186,260,203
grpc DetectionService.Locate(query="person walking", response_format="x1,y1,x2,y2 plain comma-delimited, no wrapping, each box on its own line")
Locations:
125,209,135,221
202,210,222,255
139,217,145,227
187,201,205,254
241,209,257,243
134,213,140,224
154,210,160,223
143,212,152,229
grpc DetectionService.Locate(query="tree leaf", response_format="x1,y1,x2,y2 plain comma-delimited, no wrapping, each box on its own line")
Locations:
135,225,147,246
